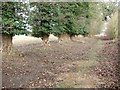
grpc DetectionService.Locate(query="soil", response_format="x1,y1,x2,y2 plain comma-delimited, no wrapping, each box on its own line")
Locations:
94,39,119,89
2,35,119,88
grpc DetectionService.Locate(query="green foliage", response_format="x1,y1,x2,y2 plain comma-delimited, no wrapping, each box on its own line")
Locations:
30,2,55,37
30,2,90,37
30,2,118,38
2,2,29,35
60,2,89,36
2,2,118,38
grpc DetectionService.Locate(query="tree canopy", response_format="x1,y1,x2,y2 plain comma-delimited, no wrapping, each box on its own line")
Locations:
30,2,91,38
2,2,29,35
2,2,118,37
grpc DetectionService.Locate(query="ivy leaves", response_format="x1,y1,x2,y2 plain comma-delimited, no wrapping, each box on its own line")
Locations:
30,2,91,37
2,2,29,35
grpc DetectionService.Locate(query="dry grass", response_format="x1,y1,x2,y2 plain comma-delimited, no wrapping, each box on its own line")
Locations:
56,60,99,88
13,34,58,46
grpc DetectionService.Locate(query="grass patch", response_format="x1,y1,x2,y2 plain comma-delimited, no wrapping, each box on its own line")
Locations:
71,59,97,72
81,59,97,67
79,67,88,72
55,84,82,88
78,59,96,72
87,59,97,67
84,37,89,40
79,56,83,59
97,40,102,45
73,84,82,88
39,48,52,53
55,84,70,88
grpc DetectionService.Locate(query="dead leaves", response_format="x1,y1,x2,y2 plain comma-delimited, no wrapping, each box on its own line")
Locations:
94,41,119,89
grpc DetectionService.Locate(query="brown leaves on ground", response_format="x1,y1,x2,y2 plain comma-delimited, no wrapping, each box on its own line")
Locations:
2,37,119,89
94,40,119,89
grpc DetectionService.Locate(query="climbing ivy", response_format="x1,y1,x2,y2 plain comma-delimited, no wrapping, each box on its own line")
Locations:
30,2,90,37
2,2,29,35
30,2,55,38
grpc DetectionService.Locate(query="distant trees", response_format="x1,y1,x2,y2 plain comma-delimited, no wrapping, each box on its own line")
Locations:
86,2,118,37
86,2,104,36
102,2,118,39
101,2,118,21
105,12,118,39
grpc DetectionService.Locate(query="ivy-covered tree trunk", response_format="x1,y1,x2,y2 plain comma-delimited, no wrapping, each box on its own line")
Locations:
58,33,70,43
2,34,13,54
2,2,29,55
41,34,49,46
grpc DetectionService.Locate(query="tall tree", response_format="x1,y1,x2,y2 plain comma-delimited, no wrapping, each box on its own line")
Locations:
2,2,29,54
52,2,89,41
30,2,56,45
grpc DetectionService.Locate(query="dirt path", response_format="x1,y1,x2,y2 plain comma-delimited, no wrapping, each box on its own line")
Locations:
55,39,103,88
2,36,117,88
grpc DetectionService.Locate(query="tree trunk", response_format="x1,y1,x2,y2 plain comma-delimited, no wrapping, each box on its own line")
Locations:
70,35,76,41
41,34,49,46
2,34,13,54
58,33,70,43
